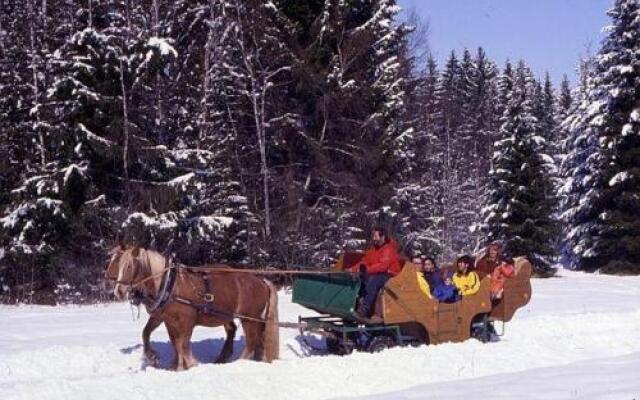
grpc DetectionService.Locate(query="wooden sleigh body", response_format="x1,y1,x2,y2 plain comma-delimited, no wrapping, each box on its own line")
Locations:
292,251,532,354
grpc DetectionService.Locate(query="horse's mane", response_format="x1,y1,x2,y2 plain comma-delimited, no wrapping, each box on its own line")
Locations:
106,245,152,281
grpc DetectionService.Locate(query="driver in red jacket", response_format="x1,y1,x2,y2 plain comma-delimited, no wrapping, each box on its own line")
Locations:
351,227,401,320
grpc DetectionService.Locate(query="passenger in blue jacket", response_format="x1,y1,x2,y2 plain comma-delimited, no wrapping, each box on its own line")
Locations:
434,271,461,303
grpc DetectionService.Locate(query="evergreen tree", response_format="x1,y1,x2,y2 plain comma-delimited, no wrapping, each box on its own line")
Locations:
470,47,499,179
495,60,514,120
558,57,597,269
0,0,77,300
554,74,573,192
531,74,559,201
532,73,558,157
390,53,442,258
557,75,573,123
430,51,468,258
480,61,557,275
567,0,640,273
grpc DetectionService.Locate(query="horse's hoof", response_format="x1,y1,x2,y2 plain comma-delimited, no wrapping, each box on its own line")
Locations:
145,352,160,367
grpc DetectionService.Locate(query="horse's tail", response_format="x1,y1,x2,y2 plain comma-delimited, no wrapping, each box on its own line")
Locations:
262,279,279,362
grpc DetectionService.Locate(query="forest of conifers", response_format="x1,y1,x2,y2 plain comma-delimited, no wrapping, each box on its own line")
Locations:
1,0,639,302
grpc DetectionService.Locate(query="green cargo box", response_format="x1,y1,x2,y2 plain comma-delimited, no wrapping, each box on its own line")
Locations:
292,273,361,319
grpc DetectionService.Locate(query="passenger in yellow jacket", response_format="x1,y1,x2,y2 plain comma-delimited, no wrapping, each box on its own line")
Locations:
412,257,432,297
452,255,480,296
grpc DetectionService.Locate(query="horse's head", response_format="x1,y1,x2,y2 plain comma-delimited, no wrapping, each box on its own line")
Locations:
106,245,152,301
104,244,127,281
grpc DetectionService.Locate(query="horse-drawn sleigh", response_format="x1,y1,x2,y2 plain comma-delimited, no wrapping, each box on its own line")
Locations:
105,246,532,369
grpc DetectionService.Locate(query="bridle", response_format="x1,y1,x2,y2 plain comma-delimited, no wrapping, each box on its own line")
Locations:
108,249,178,313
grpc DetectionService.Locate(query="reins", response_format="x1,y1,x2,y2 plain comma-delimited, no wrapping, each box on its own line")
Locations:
113,264,349,289
109,254,350,328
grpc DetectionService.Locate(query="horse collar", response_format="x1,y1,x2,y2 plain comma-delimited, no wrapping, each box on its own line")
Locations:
144,263,178,314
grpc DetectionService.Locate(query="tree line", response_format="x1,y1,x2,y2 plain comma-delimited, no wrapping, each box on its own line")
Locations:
0,0,638,303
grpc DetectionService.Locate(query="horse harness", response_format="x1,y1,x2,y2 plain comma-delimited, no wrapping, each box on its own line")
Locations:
131,261,260,323
173,268,232,319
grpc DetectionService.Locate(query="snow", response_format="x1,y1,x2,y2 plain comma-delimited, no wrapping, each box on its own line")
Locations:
0,203,31,229
147,37,178,58
193,216,234,231
144,37,178,66
84,195,106,206
531,135,546,146
124,212,178,230
617,65,634,75
168,172,195,186
1,270,640,400
77,123,113,147
608,171,629,187
63,164,86,186
352,353,640,400
539,153,555,166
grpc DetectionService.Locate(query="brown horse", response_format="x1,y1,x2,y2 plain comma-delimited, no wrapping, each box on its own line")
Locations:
104,245,279,370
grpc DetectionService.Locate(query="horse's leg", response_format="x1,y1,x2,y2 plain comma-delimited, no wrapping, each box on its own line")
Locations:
214,321,237,364
181,324,198,370
173,330,187,371
142,316,162,367
172,322,197,371
165,323,179,370
239,321,260,360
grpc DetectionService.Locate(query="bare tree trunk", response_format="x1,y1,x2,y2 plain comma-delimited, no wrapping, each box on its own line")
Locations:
41,0,47,34
120,58,131,209
88,0,93,28
124,0,131,35
153,0,164,143
28,0,46,167
295,96,328,231
152,0,160,35
30,264,34,304
251,81,271,237
443,119,452,257
199,0,215,150
234,1,272,238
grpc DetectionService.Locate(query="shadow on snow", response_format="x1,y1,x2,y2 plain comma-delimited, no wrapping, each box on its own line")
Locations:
121,336,246,369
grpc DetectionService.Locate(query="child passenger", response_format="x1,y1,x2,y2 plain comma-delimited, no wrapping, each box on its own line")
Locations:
490,256,516,300
434,271,461,303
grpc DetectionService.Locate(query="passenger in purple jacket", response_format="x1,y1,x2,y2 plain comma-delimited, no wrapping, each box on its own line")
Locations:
434,271,461,303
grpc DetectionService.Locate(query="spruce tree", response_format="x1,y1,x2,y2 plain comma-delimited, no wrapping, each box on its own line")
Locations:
568,0,640,273
470,47,499,179
495,60,514,125
480,61,557,275
0,0,76,300
557,75,573,123
390,53,442,258
555,74,573,192
558,57,597,269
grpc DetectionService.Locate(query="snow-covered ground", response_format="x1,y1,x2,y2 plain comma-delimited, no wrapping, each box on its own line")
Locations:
1,269,640,400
